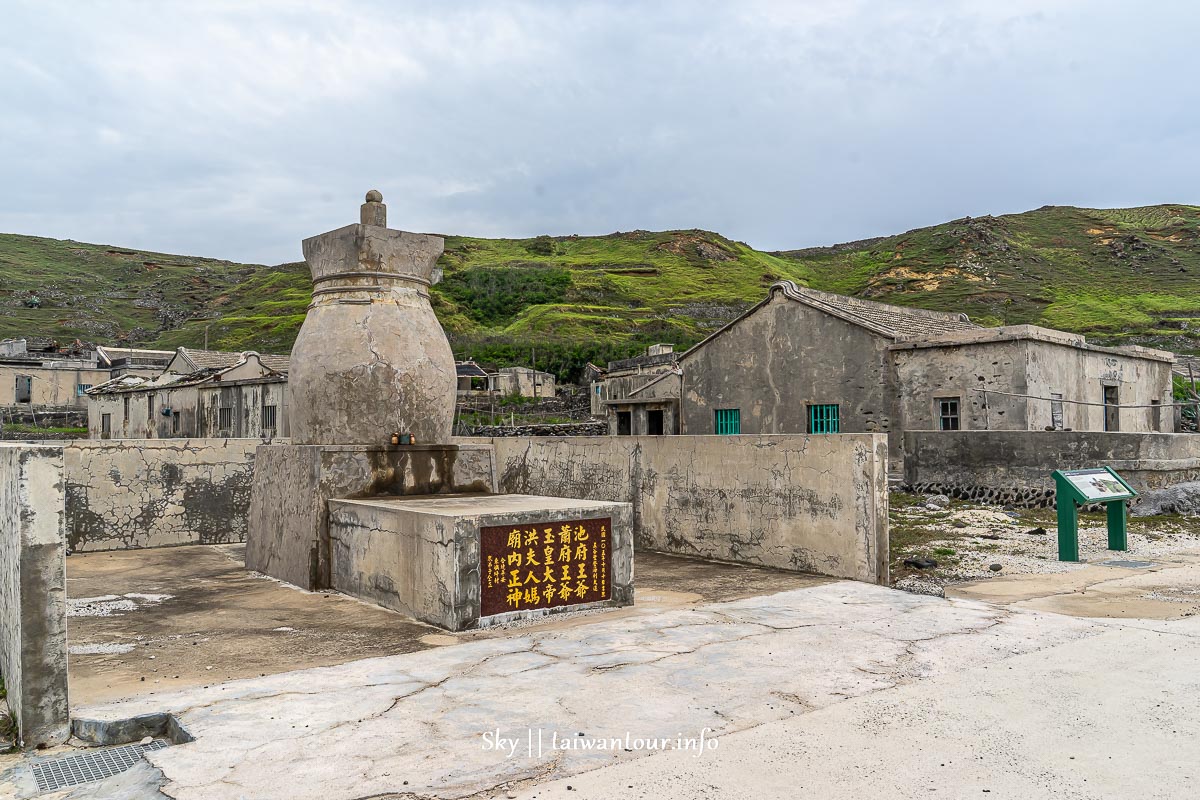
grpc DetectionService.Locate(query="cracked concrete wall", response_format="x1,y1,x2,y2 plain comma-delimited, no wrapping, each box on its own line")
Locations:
247,443,498,590
475,434,889,584
0,444,69,749
893,339,1173,433
905,430,1200,506
63,439,261,551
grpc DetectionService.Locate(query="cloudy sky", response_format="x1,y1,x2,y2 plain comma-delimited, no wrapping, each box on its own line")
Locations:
2,0,1197,265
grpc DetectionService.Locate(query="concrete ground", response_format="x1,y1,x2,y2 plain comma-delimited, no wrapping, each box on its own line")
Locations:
64,544,827,705
8,547,1199,799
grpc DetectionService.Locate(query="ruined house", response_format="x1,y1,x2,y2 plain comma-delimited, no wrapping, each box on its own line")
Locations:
605,281,1175,463
87,349,289,439
591,344,679,417
491,366,555,398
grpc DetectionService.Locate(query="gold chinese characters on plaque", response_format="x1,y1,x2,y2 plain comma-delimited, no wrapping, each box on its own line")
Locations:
480,518,611,617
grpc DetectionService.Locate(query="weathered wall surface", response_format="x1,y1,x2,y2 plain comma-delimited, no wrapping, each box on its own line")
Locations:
680,294,901,464
247,443,498,590
893,337,1174,434
905,431,1200,507
0,444,69,748
0,363,109,408
1023,341,1172,433
64,439,260,551
892,339,1029,432
476,434,889,584
329,494,633,631
88,380,289,440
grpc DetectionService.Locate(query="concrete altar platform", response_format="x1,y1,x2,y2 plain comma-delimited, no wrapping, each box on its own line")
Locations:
328,493,634,630
246,443,497,591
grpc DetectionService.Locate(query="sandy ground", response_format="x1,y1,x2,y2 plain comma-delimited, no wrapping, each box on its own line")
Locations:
64,544,828,706
890,494,1200,597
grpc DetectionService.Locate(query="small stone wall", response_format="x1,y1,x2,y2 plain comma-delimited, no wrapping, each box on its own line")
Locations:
0,444,69,749
471,434,889,584
905,431,1200,508
464,422,607,437
64,439,261,551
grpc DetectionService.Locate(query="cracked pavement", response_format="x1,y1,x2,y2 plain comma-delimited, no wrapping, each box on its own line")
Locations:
47,577,1132,800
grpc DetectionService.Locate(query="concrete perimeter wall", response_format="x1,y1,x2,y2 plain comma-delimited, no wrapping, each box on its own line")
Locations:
64,439,261,551
0,444,69,749
906,431,1200,507
471,435,889,584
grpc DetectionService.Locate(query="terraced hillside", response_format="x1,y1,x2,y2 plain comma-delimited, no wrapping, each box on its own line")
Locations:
780,204,1200,354
3,204,1199,381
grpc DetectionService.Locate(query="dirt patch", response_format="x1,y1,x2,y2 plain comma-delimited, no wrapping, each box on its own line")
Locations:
890,492,1200,597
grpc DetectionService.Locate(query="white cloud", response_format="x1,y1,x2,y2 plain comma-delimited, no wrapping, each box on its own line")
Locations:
0,0,1196,263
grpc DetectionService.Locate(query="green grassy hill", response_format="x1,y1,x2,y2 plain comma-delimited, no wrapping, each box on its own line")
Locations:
778,204,1200,353
4,204,1199,381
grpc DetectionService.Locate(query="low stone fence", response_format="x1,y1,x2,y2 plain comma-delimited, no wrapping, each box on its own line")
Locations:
0,444,69,749
463,422,607,437
65,439,263,551
468,434,889,584
905,431,1200,507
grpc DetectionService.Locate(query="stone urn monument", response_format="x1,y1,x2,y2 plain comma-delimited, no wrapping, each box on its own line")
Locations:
247,190,633,629
288,190,456,445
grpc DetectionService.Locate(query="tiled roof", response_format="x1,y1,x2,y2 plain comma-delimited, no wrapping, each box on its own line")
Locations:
773,281,979,339
179,348,290,373
456,361,490,378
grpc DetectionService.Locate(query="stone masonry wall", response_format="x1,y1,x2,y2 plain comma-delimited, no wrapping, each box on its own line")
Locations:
0,444,69,749
64,439,261,551
472,434,889,584
905,430,1200,508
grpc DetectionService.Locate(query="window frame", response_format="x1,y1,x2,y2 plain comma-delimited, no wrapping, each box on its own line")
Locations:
807,404,840,434
261,404,278,434
714,408,741,435
936,396,961,431
218,406,234,434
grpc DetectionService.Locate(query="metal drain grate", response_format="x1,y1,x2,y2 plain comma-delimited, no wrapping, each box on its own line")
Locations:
32,739,169,792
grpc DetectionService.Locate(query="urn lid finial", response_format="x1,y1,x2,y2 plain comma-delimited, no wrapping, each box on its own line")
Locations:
361,189,386,227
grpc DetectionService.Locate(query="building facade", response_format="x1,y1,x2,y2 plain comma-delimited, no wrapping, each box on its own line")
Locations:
605,282,1176,466
87,351,290,440
492,366,556,398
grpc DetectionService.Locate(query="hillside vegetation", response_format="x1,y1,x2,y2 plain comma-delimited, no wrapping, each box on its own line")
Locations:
3,204,1198,380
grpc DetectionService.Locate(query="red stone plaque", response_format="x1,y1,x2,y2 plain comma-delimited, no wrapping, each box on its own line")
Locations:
480,518,612,618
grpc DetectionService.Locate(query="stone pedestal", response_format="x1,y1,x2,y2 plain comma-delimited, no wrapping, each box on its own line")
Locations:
246,443,497,590
328,493,634,630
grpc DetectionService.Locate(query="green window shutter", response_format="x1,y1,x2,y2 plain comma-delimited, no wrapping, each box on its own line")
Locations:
807,404,840,434
715,408,740,435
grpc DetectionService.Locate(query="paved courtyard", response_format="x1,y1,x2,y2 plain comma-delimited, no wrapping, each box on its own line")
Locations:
5,548,1200,799
64,544,827,705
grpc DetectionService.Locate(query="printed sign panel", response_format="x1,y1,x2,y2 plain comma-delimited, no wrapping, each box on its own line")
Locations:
480,517,612,618
1061,468,1131,502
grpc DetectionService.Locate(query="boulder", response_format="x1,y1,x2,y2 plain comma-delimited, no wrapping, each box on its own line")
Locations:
1131,482,1200,517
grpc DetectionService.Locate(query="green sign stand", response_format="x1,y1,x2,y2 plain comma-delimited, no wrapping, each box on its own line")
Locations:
1052,467,1137,562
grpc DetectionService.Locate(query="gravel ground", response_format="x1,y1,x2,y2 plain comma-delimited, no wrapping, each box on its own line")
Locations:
891,496,1200,597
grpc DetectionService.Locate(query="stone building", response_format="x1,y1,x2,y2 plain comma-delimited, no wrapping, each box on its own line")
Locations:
1,338,110,411
606,281,1175,465
456,361,493,394
0,339,170,420
491,366,555,398
590,344,679,416
87,350,289,440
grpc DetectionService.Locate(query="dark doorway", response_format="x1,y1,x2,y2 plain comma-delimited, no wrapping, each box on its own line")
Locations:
647,409,664,436
1104,385,1119,431
15,375,32,403
617,411,632,436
